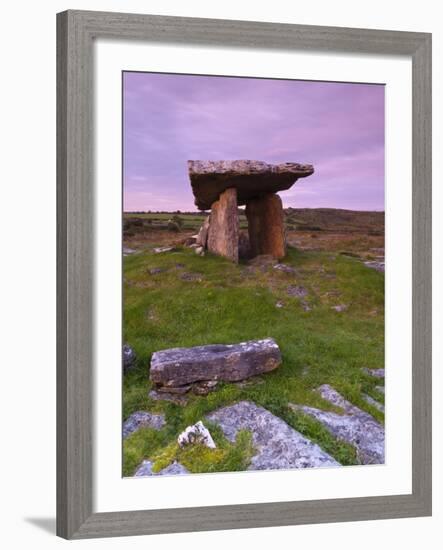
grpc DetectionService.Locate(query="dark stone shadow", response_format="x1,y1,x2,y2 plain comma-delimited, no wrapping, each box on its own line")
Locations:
24,517,56,535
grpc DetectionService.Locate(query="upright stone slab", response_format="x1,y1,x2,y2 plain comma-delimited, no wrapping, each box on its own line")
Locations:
246,193,286,259
207,187,239,262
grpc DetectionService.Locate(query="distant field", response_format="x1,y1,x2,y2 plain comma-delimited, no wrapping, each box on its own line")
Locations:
124,208,384,235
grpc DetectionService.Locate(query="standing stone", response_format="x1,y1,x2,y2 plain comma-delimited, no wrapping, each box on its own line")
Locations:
196,216,210,248
207,187,239,262
246,193,286,259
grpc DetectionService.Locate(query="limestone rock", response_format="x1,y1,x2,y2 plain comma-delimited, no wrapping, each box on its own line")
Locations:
123,344,136,373
331,304,348,312
192,380,218,396
363,394,385,413
207,187,239,262
246,193,286,259
134,460,189,477
178,421,216,449
188,160,314,210
364,260,385,272
150,338,281,388
123,411,166,439
207,401,340,470
273,263,298,275
363,368,385,378
196,216,210,248
287,285,308,298
153,246,174,254
291,384,385,464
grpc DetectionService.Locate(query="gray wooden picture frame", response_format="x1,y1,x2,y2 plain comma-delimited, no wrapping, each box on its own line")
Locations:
57,9,432,540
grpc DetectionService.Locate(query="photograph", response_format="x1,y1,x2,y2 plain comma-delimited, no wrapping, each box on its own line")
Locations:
122,70,386,477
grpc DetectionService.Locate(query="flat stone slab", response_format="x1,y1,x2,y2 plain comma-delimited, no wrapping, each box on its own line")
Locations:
150,338,281,389
188,160,314,210
291,384,385,464
123,411,166,439
134,460,189,477
207,401,340,471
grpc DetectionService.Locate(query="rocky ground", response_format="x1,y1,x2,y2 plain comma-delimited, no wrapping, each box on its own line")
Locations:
122,210,385,476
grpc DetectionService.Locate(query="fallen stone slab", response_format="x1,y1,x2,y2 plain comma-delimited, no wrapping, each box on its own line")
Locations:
290,384,384,464
123,411,166,439
188,160,314,210
178,421,216,449
150,338,281,389
134,460,189,477
207,401,340,471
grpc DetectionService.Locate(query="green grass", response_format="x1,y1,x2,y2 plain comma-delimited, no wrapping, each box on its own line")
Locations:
123,243,384,475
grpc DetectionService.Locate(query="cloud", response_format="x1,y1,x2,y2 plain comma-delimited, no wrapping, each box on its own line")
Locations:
123,72,384,211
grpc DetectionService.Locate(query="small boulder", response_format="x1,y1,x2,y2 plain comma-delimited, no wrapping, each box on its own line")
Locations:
273,263,298,275
362,367,385,378
123,344,136,373
148,267,165,275
287,285,308,298
153,246,174,254
364,260,385,273
183,236,197,247
123,411,166,438
193,380,218,396
178,421,216,449
331,304,348,312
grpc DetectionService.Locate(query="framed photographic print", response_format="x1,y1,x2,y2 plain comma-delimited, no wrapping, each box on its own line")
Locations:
57,10,432,539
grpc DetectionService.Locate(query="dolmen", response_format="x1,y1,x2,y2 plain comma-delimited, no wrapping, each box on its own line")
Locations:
150,338,281,395
188,160,314,262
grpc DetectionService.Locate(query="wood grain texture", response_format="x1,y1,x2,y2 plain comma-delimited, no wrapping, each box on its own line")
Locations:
56,10,432,539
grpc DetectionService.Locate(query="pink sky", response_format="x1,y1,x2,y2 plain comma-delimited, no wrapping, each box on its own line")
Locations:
123,72,384,212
